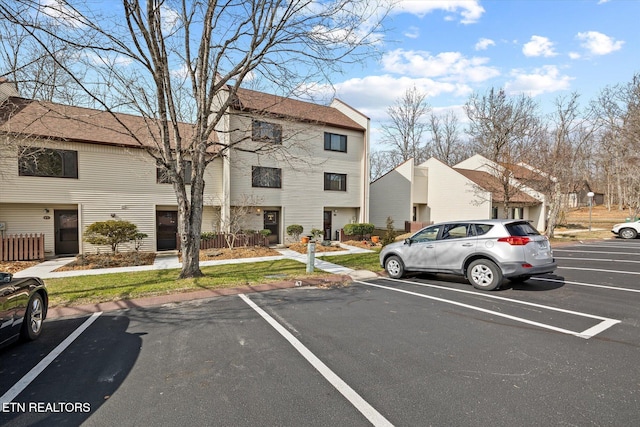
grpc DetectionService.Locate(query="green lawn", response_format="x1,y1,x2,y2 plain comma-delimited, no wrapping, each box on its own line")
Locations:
321,249,383,272
45,259,329,307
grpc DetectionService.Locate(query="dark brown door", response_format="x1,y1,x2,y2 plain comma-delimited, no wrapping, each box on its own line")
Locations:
324,211,332,241
263,211,279,245
54,210,79,255
157,211,178,251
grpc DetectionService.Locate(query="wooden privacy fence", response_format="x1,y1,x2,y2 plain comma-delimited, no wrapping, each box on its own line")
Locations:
405,221,432,233
1,234,45,261
339,229,371,242
176,233,269,250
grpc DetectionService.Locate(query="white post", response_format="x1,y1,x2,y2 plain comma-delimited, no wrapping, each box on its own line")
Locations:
306,241,315,273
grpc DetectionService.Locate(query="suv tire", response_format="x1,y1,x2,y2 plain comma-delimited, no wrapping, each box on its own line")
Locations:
385,255,405,279
619,227,638,239
467,259,502,291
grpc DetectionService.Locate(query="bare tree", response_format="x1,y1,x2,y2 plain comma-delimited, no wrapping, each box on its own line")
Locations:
428,110,470,166
534,92,598,237
369,148,402,181
464,87,543,217
591,74,640,216
0,0,389,278
0,13,81,103
380,86,431,164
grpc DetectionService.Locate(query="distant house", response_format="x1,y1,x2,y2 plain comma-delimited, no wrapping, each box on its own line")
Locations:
564,180,604,208
370,155,549,232
0,81,370,256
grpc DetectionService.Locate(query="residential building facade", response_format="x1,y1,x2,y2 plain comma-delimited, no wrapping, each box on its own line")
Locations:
370,155,547,232
0,84,369,256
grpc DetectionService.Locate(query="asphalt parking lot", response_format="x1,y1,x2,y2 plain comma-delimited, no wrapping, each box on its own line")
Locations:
2,239,639,426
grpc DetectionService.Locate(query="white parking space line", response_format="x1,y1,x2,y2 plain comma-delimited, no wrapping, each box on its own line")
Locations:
0,312,102,405
239,294,393,427
553,249,640,256
559,266,640,276
531,277,640,293
555,256,640,264
355,280,620,340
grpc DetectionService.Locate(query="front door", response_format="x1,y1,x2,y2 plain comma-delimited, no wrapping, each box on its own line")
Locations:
54,210,79,255
157,211,178,251
263,211,279,245
324,211,332,241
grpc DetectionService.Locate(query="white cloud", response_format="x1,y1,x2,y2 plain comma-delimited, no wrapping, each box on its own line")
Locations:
505,66,573,96
160,5,181,32
40,0,88,28
381,49,500,83
568,52,581,60
404,26,420,39
331,75,472,120
522,36,557,57
576,31,624,55
394,0,485,24
475,38,495,51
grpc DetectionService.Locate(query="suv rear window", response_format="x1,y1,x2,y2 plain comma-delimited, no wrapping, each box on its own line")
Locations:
506,221,540,236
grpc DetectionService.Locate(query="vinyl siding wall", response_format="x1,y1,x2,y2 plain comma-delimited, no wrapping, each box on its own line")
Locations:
369,161,413,229
423,158,491,223
0,139,223,254
226,113,365,242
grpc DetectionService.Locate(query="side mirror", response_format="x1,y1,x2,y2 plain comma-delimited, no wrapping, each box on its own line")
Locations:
1,272,13,283
404,238,412,246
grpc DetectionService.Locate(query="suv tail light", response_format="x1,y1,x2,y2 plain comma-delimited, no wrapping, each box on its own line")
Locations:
498,236,531,246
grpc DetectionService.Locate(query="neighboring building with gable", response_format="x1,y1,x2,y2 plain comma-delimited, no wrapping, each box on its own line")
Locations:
0,82,369,256
370,155,548,232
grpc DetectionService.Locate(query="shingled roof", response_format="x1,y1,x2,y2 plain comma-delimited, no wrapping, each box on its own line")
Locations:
0,97,210,150
0,88,364,149
455,168,540,205
232,87,365,131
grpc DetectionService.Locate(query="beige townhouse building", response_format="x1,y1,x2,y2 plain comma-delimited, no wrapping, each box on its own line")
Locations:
0,82,370,256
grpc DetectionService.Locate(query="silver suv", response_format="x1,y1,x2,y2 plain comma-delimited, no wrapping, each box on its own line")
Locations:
380,219,557,291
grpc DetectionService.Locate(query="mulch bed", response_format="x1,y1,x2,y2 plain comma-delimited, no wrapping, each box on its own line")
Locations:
0,261,41,274
198,246,281,260
55,252,156,271
288,242,344,254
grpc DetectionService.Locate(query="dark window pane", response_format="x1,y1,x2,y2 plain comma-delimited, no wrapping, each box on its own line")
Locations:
252,166,282,188
157,161,192,184
324,132,347,152
18,147,77,178
253,120,282,144
324,173,346,191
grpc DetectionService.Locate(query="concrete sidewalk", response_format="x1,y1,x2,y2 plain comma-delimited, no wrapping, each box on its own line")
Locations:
12,243,379,281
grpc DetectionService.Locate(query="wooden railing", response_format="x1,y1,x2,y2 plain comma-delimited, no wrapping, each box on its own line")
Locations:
0,234,45,261
176,233,269,250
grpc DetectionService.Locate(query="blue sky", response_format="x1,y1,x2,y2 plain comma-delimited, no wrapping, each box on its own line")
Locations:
330,0,639,149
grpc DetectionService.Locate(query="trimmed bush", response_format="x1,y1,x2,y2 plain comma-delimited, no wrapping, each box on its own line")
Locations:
259,229,271,237
286,224,304,241
343,223,375,240
84,220,142,253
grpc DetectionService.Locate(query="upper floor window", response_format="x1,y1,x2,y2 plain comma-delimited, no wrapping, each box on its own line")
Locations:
252,120,282,144
324,172,346,191
324,132,347,152
157,161,192,185
18,146,78,178
252,166,282,188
